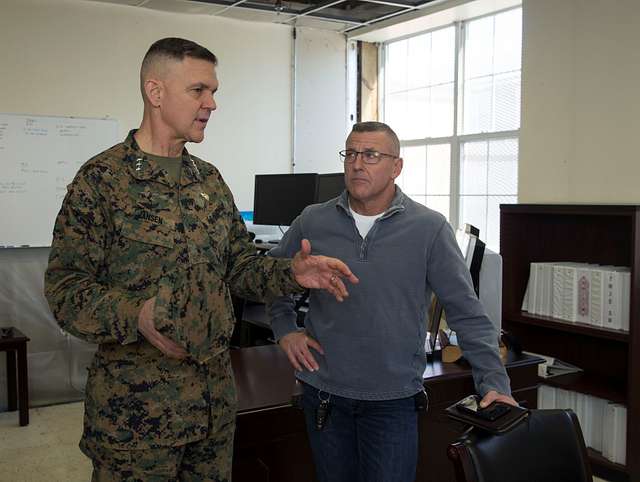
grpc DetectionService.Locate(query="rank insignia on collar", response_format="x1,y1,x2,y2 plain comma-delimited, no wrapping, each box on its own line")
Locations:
200,192,209,202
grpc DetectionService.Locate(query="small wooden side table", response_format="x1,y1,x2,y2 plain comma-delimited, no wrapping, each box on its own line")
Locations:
0,327,30,426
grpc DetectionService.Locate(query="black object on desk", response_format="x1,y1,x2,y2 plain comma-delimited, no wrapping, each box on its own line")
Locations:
445,395,529,434
0,326,30,426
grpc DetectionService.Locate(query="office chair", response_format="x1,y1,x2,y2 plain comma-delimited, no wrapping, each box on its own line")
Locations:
447,409,593,482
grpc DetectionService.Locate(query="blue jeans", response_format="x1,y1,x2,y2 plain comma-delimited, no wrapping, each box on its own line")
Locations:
301,383,419,482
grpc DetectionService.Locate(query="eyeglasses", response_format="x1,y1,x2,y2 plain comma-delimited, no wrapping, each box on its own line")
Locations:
338,149,397,165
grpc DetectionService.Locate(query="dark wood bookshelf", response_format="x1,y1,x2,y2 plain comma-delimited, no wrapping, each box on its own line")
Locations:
588,449,628,482
508,311,629,342
500,204,640,482
540,372,627,405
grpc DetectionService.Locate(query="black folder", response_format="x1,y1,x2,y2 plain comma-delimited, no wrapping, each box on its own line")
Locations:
445,395,529,434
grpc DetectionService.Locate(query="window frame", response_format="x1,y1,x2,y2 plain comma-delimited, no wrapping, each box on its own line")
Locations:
379,6,521,242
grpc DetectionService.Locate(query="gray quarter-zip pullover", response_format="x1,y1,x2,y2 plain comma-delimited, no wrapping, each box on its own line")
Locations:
268,187,510,400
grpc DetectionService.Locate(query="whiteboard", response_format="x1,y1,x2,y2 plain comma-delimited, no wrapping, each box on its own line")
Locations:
0,113,119,247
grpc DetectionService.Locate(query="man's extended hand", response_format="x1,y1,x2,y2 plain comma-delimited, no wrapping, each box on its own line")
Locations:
291,239,359,302
479,390,518,408
138,297,188,359
279,331,324,372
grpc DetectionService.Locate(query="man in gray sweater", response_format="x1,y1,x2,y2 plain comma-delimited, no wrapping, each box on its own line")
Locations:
268,121,515,482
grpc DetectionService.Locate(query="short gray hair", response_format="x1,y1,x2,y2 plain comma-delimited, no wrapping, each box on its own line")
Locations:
349,121,400,156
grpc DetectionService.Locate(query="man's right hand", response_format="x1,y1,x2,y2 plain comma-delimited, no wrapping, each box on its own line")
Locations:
279,331,324,372
138,297,188,359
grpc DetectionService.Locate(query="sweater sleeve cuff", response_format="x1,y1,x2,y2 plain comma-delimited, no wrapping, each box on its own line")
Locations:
477,371,512,398
270,313,300,342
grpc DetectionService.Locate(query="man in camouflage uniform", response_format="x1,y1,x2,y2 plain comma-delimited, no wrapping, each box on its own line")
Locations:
44,37,357,481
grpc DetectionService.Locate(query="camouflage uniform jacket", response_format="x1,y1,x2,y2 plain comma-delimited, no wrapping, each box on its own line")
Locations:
44,130,302,450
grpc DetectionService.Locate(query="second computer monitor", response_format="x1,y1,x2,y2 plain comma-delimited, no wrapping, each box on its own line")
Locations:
316,173,345,203
253,173,345,226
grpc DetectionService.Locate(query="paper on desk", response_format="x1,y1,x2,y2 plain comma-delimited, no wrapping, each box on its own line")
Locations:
523,351,583,378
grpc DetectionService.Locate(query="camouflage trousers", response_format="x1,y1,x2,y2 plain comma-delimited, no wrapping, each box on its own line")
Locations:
89,417,235,482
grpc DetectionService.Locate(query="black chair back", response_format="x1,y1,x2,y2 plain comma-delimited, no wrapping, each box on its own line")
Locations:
447,409,593,482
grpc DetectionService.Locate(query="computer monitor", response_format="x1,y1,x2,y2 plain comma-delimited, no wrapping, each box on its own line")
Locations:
455,225,502,331
427,229,502,355
252,173,345,226
316,173,345,202
478,248,502,333
252,174,318,226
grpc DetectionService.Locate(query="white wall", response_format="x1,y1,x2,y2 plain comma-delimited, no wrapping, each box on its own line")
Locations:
293,28,349,174
0,0,293,210
519,0,640,203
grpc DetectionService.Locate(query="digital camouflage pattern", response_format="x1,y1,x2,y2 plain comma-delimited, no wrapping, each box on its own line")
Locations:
86,353,235,482
44,131,303,453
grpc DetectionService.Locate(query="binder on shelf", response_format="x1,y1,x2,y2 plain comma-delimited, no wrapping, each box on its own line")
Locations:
589,268,606,327
555,388,571,411
603,402,628,465
585,395,607,453
521,262,537,312
536,384,625,462
540,263,553,317
620,271,631,332
613,403,627,465
604,269,622,330
551,264,564,319
521,261,630,332
576,265,591,325
533,263,543,315
562,264,579,322
574,392,589,446
603,403,617,463
537,384,556,409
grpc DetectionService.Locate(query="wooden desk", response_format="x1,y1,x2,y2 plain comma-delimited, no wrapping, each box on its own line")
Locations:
231,345,541,482
0,327,30,426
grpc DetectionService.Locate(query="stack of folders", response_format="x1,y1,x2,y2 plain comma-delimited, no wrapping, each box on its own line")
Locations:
521,262,630,331
538,385,627,465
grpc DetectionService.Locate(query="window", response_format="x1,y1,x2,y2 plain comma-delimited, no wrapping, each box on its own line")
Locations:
383,7,522,251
